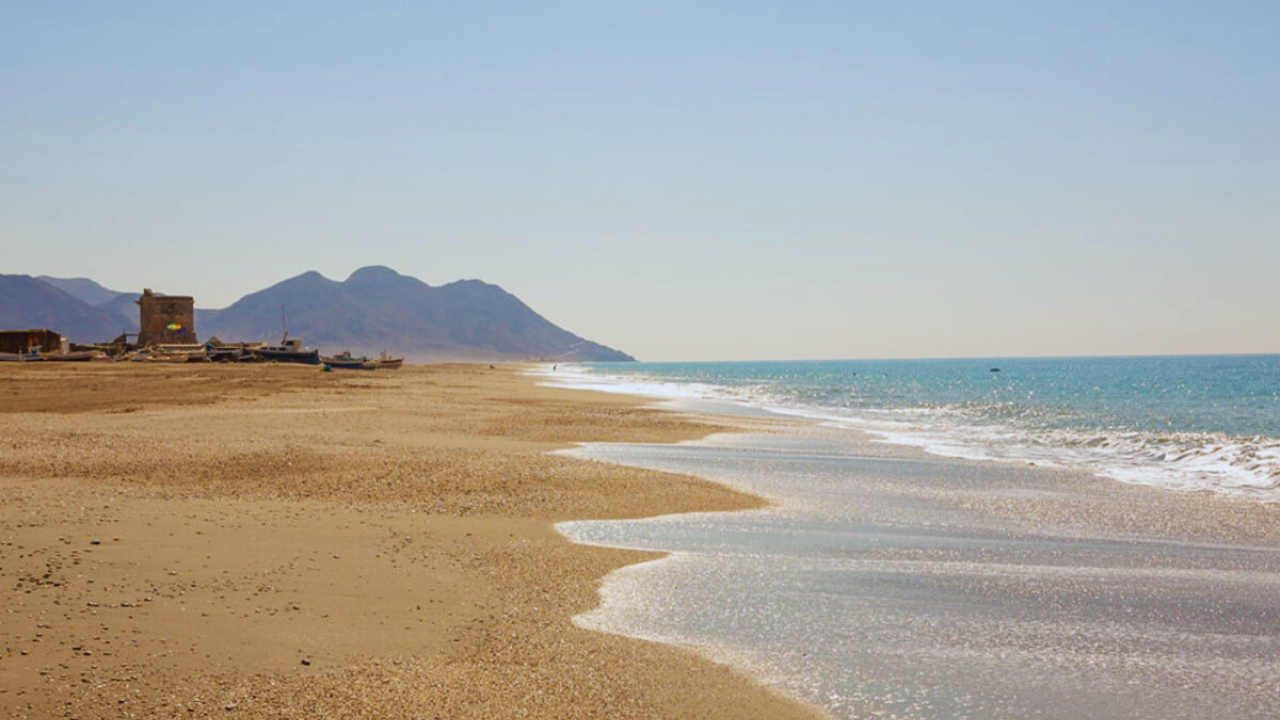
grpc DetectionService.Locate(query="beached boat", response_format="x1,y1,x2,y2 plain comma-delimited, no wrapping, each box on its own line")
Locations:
143,351,189,363
321,351,372,370
331,361,379,370
206,347,244,363
0,351,41,362
42,351,100,362
376,352,403,370
249,335,321,365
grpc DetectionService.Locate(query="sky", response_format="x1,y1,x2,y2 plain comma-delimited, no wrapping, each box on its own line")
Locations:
2,1,1277,361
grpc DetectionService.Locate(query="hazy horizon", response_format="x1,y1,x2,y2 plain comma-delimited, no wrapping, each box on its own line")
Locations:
18,267,1279,363
4,2,1277,362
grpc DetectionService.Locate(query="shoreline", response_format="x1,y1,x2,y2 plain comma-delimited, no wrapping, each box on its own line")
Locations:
545,385,1280,719
539,360,1280,503
0,362,830,720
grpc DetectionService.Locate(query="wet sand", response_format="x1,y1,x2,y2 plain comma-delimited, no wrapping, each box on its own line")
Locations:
0,363,828,720
560,427,1280,720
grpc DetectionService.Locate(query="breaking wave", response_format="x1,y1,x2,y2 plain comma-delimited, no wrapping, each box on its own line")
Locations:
534,361,1280,501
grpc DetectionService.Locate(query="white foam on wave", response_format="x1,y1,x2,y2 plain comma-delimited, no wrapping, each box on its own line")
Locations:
529,364,1280,502
530,363,773,405
855,413,1280,500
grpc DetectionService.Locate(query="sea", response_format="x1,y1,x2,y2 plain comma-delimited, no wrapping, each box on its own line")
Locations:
548,356,1280,499
539,356,1280,720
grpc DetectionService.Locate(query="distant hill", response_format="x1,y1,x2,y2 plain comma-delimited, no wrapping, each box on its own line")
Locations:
0,275,134,343
7,268,633,360
96,294,142,328
200,266,634,361
37,276,133,308
36,276,137,332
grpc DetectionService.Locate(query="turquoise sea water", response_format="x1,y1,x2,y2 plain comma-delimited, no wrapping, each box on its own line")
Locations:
550,356,1280,498
540,357,1280,719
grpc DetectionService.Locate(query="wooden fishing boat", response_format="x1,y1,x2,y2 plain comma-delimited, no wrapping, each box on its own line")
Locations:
376,352,404,370
249,335,321,365
206,347,244,362
42,351,100,362
321,351,371,370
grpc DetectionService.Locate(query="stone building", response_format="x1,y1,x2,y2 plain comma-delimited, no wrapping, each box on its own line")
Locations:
0,329,63,354
136,289,197,346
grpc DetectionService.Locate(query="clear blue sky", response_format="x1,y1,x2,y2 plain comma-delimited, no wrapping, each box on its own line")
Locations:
3,1,1276,361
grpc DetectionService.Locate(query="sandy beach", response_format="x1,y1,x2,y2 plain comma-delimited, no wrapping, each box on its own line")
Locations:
0,363,828,720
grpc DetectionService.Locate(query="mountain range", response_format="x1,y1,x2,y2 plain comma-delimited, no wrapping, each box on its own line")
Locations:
1,268,634,361
0,276,134,343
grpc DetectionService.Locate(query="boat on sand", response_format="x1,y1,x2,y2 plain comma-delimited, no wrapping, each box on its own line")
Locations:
206,347,244,362
249,334,321,365
40,350,101,362
321,351,372,370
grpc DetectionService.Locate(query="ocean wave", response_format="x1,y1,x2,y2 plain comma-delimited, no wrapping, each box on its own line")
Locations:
532,364,1280,502
855,416,1280,499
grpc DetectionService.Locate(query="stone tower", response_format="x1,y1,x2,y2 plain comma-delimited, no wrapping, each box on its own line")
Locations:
136,289,197,346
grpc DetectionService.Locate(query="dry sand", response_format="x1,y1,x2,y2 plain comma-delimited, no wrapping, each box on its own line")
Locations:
0,363,828,720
